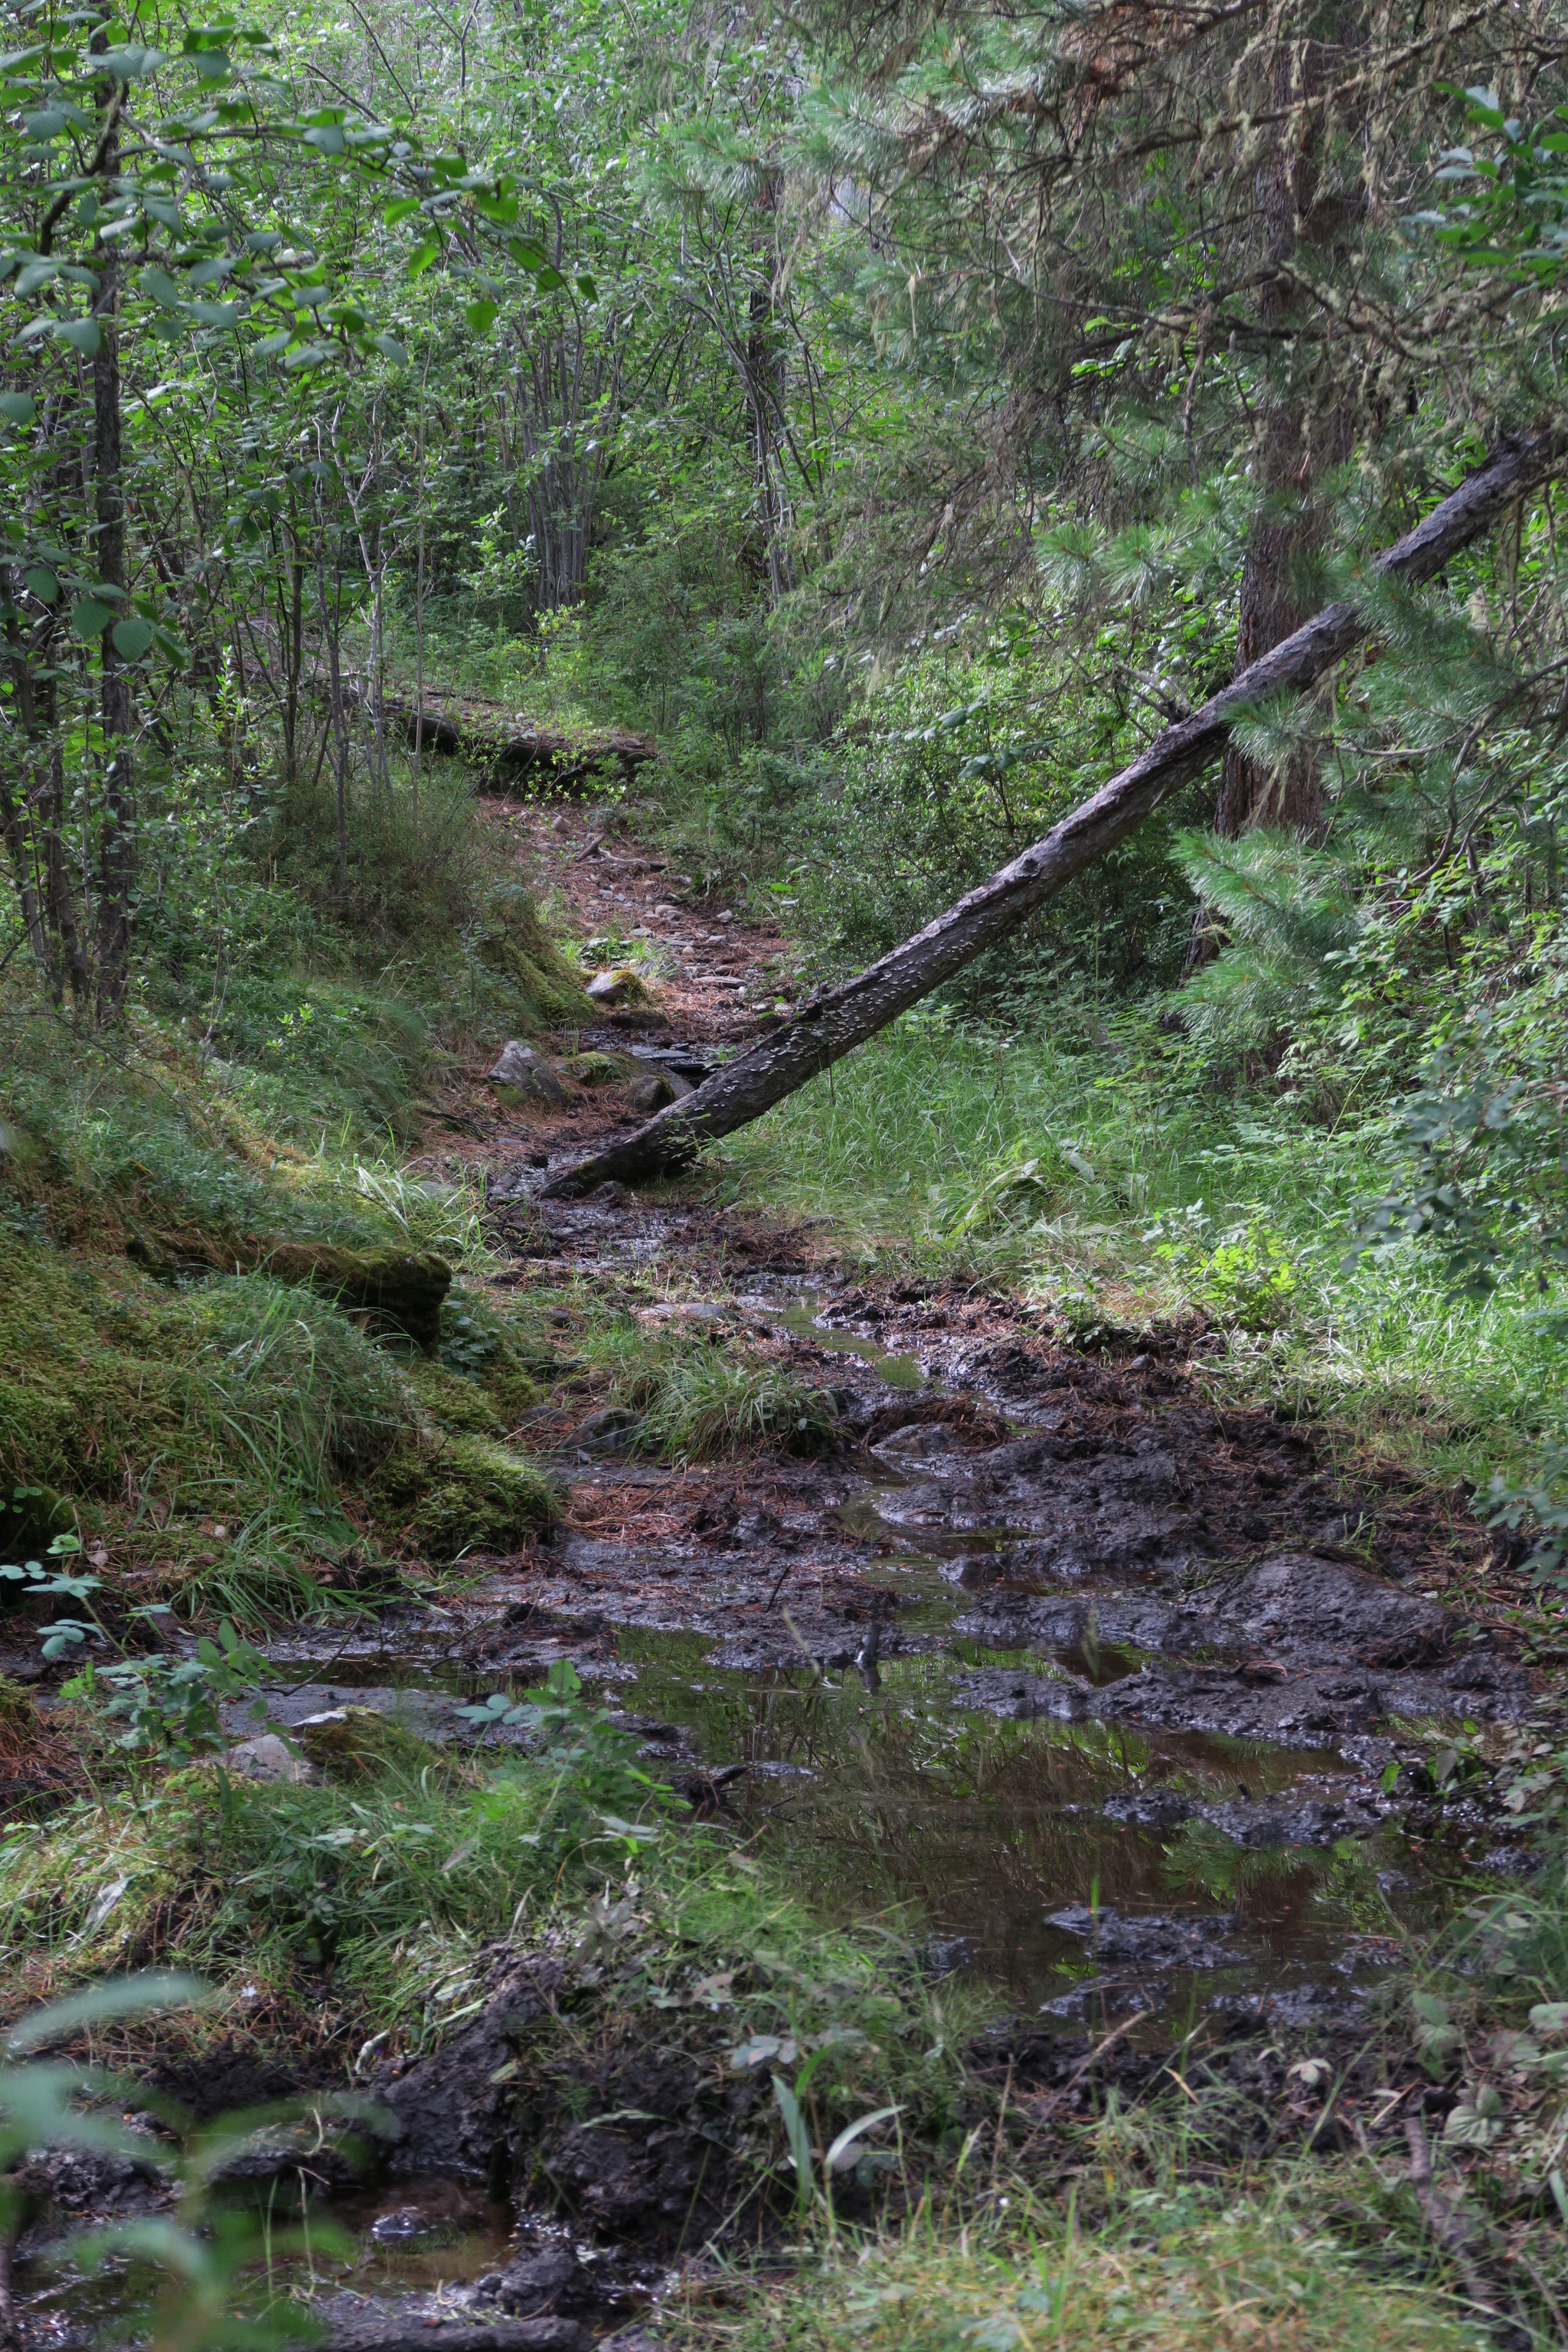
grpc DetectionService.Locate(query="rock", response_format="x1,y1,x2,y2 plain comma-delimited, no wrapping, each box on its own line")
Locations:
586,967,649,1008
293,1707,437,1781
488,1041,567,1107
266,1243,452,1352
1046,1905,1249,1971
626,1069,676,1114
561,1050,629,1087
222,1732,316,1785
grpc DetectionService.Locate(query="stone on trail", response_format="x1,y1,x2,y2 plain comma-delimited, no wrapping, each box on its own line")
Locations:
586,965,648,1007
488,1040,567,1106
221,1731,315,1784
626,1066,694,1114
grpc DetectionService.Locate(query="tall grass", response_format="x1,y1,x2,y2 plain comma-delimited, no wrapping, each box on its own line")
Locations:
716,1012,1568,1488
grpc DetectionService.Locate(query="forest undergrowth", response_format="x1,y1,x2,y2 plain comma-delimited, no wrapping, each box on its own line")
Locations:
3,0,1568,2345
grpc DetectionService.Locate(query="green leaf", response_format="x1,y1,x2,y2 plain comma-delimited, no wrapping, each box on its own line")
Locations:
99,45,165,80
576,273,598,301
111,616,156,660
0,393,34,426
71,596,117,640
188,301,238,327
282,341,333,371
303,124,347,156
141,268,186,310
383,198,421,224
407,239,440,278
23,564,57,602
13,259,58,296
534,264,564,291
465,299,499,335
56,318,102,356
187,257,235,289
250,331,293,359
369,333,408,364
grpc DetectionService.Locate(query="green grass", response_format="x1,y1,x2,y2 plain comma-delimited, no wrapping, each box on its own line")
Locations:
684,2186,1499,2352
714,1011,1568,1496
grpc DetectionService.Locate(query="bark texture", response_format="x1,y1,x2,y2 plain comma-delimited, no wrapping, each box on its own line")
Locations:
540,430,1567,1198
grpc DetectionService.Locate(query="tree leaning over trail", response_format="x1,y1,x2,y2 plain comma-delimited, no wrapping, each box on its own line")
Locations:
541,430,1568,1198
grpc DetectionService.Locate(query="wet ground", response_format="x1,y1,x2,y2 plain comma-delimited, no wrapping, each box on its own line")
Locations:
9,806,1550,2347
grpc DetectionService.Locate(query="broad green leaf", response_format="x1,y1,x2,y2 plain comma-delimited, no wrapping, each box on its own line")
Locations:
71,596,116,639
369,333,408,364
189,300,238,327
407,239,440,278
383,198,421,224
534,264,564,291
576,273,598,301
250,331,293,358
303,124,346,155
141,268,186,309
13,259,58,296
282,341,332,370
112,616,156,659
465,299,499,335
56,318,102,355
188,257,235,288
99,45,165,79
22,108,67,138
0,393,34,426
23,564,57,601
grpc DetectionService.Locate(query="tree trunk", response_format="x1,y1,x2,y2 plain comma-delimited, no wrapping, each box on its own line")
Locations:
1216,10,1355,842
93,247,132,1022
541,430,1566,1197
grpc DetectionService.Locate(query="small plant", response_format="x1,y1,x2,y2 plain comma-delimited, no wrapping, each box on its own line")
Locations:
61,1617,272,1763
458,1659,665,1854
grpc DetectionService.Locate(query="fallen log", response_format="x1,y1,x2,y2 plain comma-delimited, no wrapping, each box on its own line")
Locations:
541,428,1567,1198
352,686,655,787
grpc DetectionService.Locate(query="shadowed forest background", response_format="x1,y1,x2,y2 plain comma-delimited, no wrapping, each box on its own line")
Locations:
3,3,1568,2348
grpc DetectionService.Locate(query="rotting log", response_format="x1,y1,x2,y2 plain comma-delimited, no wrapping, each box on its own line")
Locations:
361,687,655,789
540,429,1567,1199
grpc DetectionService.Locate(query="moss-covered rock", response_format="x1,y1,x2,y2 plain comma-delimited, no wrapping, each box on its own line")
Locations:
266,1243,451,1352
563,1050,631,1087
478,888,594,1027
292,1705,442,1782
377,1433,555,1563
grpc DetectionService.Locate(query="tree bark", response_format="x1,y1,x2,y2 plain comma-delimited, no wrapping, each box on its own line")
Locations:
541,429,1568,1197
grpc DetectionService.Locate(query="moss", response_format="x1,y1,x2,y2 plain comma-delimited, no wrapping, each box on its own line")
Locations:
293,1706,442,1782
377,1432,556,1562
563,1050,631,1086
478,888,594,1029
265,1243,452,1352
0,1235,413,1579
485,1363,542,1423
408,1357,506,1437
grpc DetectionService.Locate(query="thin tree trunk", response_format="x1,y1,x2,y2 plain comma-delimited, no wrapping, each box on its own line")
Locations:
93,244,132,1021
541,430,1566,1197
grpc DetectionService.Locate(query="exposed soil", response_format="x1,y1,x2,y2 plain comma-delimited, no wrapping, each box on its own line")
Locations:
10,802,1557,2351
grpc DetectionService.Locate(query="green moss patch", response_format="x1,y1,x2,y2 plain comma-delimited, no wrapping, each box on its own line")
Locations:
376,1432,556,1562
478,887,594,1028
563,1050,632,1086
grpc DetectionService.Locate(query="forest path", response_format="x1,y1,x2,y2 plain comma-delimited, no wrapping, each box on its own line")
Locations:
357,794,1542,2024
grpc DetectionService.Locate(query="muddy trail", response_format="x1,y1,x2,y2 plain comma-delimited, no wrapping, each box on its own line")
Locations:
10,805,1551,2351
